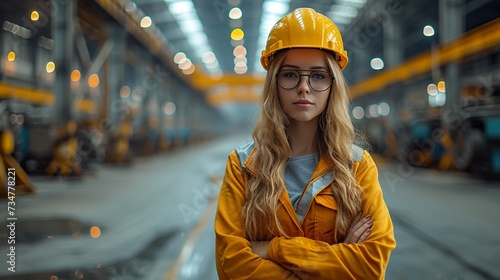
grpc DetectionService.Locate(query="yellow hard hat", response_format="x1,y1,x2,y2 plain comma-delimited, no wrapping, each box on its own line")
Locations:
260,8,348,71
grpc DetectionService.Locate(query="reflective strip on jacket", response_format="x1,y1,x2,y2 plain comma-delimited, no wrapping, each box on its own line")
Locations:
215,142,396,279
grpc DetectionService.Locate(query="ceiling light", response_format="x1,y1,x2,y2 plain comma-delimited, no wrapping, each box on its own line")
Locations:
331,5,358,17
202,52,216,64
170,1,195,14
174,52,186,64
234,55,247,64
140,16,152,28
7,51,15,61
46,62,55,73
235,63,248,74
125,2,136,12
180,19,202,33
368,104,380,118
370,58,384,70
175,12,198,23
31,11,39,21
206,61,219,69
71,70,81,81
229,7,242,19
352,106,364,120
437,81,446,92
427,83,437,96
163,102,176,115
378,102,390,116
187,33,208,46
263,1,289,14
235,68,247,74
178,58,192,70
328,14,352,25
337,0,367,8
233,45,247,56
231,28,244,40
423,25,435,37
88,74,100,88
182,64,195,75
120,86,131,98
235,62,247,69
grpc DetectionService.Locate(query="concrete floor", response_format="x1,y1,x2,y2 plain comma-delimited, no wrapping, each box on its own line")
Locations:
0,133,499,280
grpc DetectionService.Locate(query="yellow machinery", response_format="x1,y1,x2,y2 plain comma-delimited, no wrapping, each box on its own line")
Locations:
0,116,35,198
45,121,82,176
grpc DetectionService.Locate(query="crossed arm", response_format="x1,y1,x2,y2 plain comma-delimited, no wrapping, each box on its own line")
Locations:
251,213,373,259
214,151,395,280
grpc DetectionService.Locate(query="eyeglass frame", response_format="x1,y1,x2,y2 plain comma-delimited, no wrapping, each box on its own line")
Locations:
275,69,335,92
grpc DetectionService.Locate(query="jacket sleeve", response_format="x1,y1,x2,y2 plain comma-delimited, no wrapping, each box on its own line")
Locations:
215,151,300,280
266,151,396,279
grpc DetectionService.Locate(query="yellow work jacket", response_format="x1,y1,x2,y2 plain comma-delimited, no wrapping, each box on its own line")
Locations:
215,142,396,279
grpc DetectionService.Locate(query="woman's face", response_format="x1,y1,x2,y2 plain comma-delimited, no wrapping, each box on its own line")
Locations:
277,48,331,125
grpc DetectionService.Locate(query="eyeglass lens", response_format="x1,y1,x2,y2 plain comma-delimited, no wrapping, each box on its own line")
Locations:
277,70,333,91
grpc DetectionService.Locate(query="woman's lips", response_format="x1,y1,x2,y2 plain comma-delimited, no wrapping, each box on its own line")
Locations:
293,100,313,107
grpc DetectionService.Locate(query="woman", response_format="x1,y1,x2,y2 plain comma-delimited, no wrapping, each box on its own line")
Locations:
215,8,395,279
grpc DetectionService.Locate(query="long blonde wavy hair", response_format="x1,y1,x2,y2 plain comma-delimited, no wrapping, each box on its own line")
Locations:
242,49,364,242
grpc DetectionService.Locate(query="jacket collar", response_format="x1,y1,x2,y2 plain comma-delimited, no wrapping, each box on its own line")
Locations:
237,142,333,177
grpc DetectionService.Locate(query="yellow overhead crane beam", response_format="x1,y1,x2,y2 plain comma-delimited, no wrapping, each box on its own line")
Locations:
192,72,265,104
192,73,265,88
350,18,500,98
0,82,96,113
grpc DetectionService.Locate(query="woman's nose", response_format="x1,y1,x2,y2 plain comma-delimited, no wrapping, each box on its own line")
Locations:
297,76,310,94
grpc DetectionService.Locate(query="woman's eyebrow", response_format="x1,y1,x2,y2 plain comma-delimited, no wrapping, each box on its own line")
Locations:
310,66,328,70
280,64,328,70
280,64,299,69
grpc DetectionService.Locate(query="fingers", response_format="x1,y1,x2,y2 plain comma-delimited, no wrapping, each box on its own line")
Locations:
357,225,372,243
352,216,372,243
344,214,372,243
352,215,371,233
344,214,359,243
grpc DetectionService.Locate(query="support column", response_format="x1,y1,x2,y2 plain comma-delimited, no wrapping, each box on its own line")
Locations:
439,0,465,109
176,84,188,148
157,74,170,151
52,0,74,125
383,15,402,69
46,0,82,176
165,80,177,149
439,0,465,170
136,52,152,155
105,23,129,163
382,8,405,158
30,39,37,87
190,96,200,145
146,65,160,154
108,24,125,127
354,48,370,84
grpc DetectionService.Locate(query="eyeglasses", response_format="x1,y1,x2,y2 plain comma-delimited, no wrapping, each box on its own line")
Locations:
276,70,334,92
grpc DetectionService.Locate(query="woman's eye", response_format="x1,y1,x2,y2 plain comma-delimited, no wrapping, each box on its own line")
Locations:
311,72,326,80
282,71,298,79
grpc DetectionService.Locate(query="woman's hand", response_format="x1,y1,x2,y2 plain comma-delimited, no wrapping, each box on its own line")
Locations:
251,241,271,259
343,214,372,243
